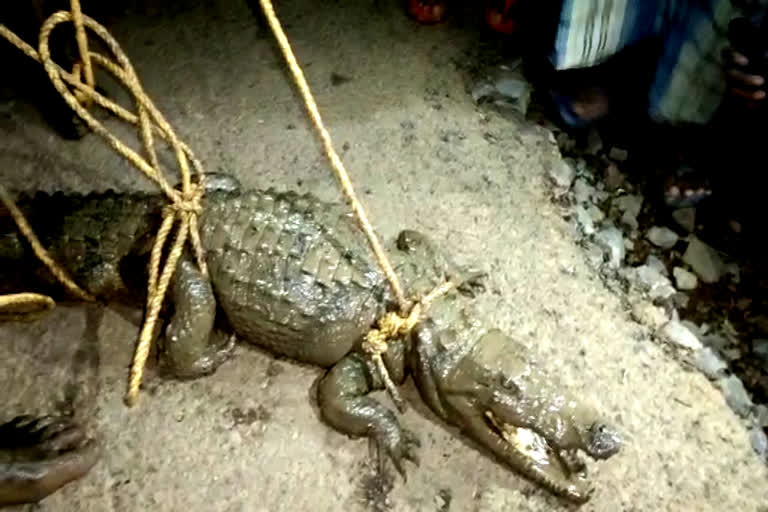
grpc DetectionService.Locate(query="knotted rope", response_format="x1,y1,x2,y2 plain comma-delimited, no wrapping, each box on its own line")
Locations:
361,279,457,411
1,3,209,406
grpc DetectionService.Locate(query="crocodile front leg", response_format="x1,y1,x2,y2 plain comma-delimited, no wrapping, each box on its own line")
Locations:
158,258,235,379
317,352,420,479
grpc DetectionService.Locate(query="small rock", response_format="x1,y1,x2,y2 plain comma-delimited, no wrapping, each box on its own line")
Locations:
624,238,635,252
719,375,753,418
574,158,589,176
574,205,595,235
587,204,605,223
573,178,595,204
622,212,639,231
470,62,532,115
614,194,643,230
604,163,625,191
682,237,725,284
671,293,689,310
752,339,768,364
673,267,698,290
646,255,668,276
722,348,743,362
702,333,730,352
614,194,643,214
650,283,677,300
636,265,676,299
608,147,629,161
756,405,768,427
594,225,625,269
694,347,727,379
586,128,603,155
647,226,679,249
584,243,605,268
550,159,576,191
658,320,703,350
750,428,767,461
631,302,668,330
594,189,611,203
681,320,705,338
672,207,696,232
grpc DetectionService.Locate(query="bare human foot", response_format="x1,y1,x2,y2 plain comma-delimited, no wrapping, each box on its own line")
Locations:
0,415,99,507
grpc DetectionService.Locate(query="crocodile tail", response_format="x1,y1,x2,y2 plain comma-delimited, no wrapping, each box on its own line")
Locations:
0,190,166,298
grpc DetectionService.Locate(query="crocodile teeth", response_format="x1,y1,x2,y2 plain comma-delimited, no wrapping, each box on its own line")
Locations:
484,411,552,468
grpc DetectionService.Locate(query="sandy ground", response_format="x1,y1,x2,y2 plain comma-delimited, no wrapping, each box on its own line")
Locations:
1,1,766,511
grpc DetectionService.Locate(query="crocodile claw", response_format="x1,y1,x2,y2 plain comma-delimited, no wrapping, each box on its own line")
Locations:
375,427,421,481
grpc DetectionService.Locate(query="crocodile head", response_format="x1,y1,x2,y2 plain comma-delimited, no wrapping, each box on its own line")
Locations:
393,231,620,503
407,321,620,503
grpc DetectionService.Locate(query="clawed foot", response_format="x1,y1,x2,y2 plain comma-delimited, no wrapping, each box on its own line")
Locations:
0,415,99,506
160,332,237,380
373,427,421,481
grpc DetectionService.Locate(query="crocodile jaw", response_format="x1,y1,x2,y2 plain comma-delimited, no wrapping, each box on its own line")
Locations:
481,410,594,503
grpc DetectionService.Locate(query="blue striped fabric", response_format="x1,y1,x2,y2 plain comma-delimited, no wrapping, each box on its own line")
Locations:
551,0,738,124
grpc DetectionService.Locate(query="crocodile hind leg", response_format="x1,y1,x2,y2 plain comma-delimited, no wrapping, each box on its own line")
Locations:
317,353,420,479
0,415,99,506
158,257,235,379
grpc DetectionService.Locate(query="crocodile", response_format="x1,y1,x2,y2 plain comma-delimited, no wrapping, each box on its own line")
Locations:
0,174,620,506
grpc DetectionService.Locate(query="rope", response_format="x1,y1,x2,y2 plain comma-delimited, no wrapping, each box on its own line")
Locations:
0,293,55,320
258,0,460,411
257,0,409,312
0,7,208,406
0,183,94,302
69,0,94,107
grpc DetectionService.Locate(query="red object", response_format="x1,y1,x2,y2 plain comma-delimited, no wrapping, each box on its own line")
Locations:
485,0,518,35
407,0,447,24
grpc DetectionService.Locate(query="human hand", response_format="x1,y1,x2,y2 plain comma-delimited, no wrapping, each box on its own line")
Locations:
725,17,767,104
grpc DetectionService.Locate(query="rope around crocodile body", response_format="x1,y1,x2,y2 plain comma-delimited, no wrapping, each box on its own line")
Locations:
1,4,208,406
